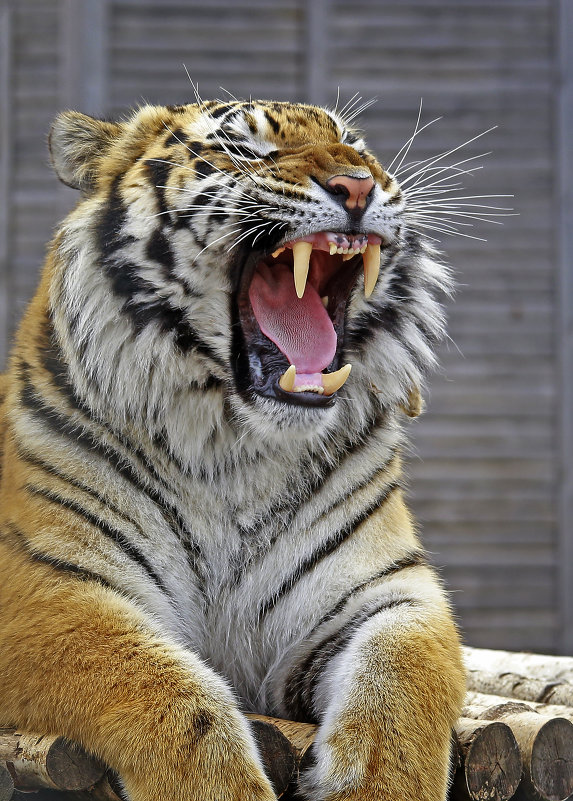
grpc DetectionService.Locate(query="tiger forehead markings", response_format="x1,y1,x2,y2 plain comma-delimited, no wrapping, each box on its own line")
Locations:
0,98,465,801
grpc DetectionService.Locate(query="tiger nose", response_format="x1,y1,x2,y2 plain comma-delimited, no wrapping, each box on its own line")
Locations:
325,174,375,211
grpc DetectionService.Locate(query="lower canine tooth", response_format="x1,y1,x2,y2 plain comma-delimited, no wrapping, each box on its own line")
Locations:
322,364,352,396
292,241,313,298
279,364,296,392
363,244,381,298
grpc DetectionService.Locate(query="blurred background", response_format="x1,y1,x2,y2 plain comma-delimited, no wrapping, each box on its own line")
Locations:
0,0,571,653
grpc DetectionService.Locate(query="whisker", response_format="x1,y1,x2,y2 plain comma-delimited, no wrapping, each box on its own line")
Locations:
191,226,245,265
400,151,492,190
397,128,497,188
342,97,378,126
387,102,444,176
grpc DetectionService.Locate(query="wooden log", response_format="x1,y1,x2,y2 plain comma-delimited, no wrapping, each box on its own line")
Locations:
248,715,315,759
462,696,573,801
464,647,573,686
0,710,559,801
17,717,313,801
0,763,13,801
466,690,573,722
247,715,300,797
465,667,573,707
453,717,522,801
0,729,105,792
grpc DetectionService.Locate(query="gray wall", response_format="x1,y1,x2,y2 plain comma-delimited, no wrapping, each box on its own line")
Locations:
1,0,571,653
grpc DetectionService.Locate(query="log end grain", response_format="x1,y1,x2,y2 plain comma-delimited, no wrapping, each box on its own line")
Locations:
249,719,297,797
46,737,106,791
456,719,522,801
530,717,573,801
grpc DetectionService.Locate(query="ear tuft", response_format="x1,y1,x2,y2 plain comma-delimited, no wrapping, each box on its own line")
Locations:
49,111,122,193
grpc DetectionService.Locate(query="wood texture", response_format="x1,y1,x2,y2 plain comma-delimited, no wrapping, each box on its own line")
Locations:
461,698,573,801
453,718,522,801
0,729,105,792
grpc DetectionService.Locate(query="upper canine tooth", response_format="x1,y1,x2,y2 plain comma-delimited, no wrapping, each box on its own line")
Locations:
292,241,313,298
363,244,381,298
279,364,296,392
322,364,352,396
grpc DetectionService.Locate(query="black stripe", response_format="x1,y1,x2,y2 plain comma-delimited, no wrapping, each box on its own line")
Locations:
264,111,280,135
18,447,147,541
26,484,171,597
256,482,400,620
4,525,117,592
144,159,171,217
317,551,427,631
235,408,389,565
145,227,177,283
194,159,216,179
18,368,205,587
208,103,232,120
96,179,225,366
284,550,427,711
283,551,426,714
285,596,416,721
164,128,188,147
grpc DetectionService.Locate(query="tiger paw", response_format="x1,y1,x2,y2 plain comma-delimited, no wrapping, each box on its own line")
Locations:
119,711,278,801
297,719,452,801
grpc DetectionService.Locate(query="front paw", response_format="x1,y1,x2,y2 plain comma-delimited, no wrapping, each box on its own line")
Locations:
298,719,451,801
120,709,277,801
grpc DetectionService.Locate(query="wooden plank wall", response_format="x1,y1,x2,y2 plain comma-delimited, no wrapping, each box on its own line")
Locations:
0,0,566,652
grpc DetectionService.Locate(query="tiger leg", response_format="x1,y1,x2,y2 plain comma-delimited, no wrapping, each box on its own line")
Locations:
296,587,465,801
0,547,276,801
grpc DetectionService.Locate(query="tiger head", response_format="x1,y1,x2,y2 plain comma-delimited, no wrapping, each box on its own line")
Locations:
48,100,449,450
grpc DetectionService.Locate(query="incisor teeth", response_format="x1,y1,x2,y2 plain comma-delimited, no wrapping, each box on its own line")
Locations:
272,246,285,258
363,244,381,298
322,364,352,396
329,243,337,256
279,364,296,392
292,241,313,298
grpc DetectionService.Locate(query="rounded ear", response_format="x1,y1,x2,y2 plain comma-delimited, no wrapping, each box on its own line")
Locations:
49,111,122,193
400,385,424,418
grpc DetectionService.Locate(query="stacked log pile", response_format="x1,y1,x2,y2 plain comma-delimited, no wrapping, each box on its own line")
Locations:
3,647,573,801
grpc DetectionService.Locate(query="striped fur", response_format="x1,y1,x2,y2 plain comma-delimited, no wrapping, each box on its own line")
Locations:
0,100,465,801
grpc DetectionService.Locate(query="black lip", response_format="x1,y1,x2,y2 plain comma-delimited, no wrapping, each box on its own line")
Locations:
232,241,361,408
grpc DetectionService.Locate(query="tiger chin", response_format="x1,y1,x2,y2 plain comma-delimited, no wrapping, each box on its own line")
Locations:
0,98,466,801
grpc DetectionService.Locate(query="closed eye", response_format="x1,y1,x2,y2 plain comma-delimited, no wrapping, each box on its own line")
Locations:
212,142,279,162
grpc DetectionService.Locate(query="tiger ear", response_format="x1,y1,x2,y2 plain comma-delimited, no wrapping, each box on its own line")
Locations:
400,385,424,418
49,111,123,193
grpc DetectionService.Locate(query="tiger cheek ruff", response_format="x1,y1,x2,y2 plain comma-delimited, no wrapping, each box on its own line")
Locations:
0,99,466,801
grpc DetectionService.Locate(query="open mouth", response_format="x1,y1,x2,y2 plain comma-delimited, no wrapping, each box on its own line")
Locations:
236,231,382,406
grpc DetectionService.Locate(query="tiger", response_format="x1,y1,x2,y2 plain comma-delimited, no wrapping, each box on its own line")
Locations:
0,98,466,801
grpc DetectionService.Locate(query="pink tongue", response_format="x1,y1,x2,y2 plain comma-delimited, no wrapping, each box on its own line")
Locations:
248,262,337,373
